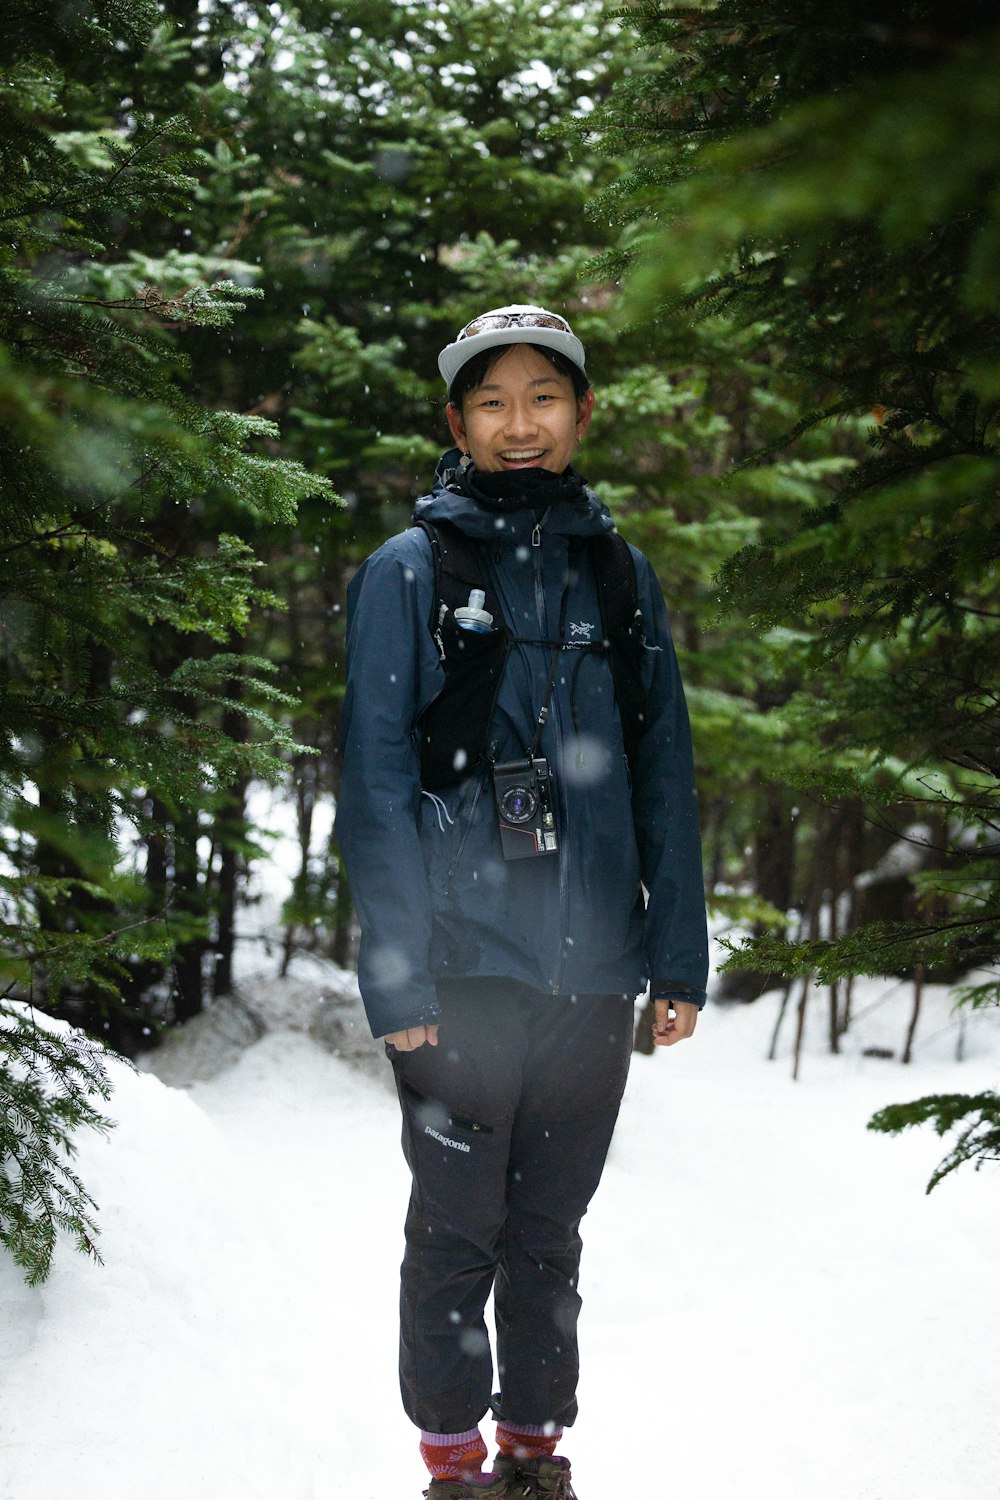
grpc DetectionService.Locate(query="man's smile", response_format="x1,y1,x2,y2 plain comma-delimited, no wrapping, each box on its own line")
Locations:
498,448,546,465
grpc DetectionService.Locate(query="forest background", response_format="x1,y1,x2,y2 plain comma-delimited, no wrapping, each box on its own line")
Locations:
2,0,999,1282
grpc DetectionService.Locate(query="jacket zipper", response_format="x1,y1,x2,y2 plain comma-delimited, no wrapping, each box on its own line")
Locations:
532,522,571,996
531,508,548,628
446,765,489,883
552,704,570,995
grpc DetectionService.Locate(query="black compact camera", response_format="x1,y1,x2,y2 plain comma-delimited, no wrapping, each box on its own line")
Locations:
492,757,559,861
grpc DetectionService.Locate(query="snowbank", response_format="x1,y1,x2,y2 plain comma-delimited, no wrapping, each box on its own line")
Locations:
1,972,998,1500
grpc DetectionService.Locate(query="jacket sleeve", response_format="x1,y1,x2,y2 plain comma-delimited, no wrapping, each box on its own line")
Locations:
629,548,710,1007
334,530,445,1038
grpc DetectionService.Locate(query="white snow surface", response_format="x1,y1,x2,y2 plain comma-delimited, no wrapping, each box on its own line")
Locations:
2,961,999,1500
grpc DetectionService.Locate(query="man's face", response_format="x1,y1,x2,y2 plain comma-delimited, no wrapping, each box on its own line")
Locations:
446,344,594,475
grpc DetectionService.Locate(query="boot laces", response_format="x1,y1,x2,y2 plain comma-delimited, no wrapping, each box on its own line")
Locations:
514,1471,574,1500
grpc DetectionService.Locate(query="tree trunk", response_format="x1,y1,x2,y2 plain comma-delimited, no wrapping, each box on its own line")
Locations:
827,857,840,1055
213,688,250,998
902,965,924,1065
717,775,797,1001
213,781,247,998
331,848,353,970
838,799,867,1041
281,756,318,977
792,822,828,1079
768,976,794,1061
791,973,811,1082
170,805,205,1024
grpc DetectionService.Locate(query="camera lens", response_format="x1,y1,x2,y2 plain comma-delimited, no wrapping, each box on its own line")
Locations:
500,785,537,824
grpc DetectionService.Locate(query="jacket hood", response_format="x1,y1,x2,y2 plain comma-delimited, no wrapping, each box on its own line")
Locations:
413,448,616,542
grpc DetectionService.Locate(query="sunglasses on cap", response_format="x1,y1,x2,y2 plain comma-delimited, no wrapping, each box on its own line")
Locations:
456,310,572,341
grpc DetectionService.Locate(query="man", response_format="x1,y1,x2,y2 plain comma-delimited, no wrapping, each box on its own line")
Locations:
335,305,708,1499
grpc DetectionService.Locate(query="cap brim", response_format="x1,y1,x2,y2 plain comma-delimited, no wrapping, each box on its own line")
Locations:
438,326,586,388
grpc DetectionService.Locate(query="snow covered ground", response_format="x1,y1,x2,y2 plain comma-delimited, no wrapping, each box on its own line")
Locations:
1,953,998,1500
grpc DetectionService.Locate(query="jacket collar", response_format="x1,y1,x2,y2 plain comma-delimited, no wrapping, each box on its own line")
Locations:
413,448,616,542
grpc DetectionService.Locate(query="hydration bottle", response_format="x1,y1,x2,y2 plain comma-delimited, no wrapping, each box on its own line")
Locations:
454,589,493,633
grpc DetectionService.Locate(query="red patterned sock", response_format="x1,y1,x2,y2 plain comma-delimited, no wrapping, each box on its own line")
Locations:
496,1420,562,1460
420,1428,490,1481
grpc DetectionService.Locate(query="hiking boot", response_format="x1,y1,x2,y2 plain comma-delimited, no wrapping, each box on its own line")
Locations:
424,1474,510,1500
493,1454,577,1499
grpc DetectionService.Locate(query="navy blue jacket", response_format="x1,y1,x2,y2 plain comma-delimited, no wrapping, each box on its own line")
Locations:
336,452,708,1038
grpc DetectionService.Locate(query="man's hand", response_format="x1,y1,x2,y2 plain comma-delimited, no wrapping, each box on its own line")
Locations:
652,999,698,1047
386,1023,440,1052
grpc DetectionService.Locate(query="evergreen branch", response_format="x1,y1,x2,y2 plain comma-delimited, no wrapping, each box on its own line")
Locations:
868,1093,1000,1194
9,907,173,968
724,910,1000,984
0,1004,116,1283
0,526,91,555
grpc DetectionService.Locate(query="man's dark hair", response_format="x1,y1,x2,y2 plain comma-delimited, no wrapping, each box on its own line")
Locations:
447,342,591,410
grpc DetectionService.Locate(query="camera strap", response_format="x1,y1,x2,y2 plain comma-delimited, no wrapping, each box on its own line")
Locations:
528,647,562,760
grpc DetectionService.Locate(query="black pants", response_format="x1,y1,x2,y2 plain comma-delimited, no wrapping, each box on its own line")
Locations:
389,980,634,1434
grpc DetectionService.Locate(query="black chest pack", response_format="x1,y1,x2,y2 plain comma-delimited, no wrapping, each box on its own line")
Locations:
414,517,649,806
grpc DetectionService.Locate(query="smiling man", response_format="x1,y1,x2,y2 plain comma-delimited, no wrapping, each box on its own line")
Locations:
445,340,594,476
335,305,708,1500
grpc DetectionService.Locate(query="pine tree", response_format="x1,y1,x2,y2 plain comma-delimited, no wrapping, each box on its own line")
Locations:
0,0,331,1276
128,0,640,965
601,1,1000,1174
570,9,872,977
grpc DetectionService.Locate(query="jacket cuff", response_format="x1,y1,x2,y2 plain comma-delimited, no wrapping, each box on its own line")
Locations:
650,982,707,1010
368,999,442,1041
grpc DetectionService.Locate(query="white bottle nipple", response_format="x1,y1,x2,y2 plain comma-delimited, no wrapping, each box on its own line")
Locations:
454,589,493,633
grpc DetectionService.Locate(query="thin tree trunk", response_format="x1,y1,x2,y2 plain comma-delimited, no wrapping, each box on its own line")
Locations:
213,779,247,997
902,964,924,1065
280,917,295,978
768,976,794,1061
828,856,840,1055
332,854,353,969
213,688,250,998
329,664,353,970
828,981,841,1055
706,795,731,892
838,799,866,1042
769,907,806,1061
281,757,318,977
792,822,828,1079
842,975,855,1038
792,973,811,1082
145,796,168,901
170,805,205,1024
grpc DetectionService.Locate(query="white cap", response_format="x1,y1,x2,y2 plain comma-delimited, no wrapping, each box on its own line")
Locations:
438,304,586,388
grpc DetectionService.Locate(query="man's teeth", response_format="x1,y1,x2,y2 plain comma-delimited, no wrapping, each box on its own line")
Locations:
500,450,544,460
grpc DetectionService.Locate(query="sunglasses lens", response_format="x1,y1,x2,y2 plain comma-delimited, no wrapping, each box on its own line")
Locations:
458,312,570,340
461,315,511,337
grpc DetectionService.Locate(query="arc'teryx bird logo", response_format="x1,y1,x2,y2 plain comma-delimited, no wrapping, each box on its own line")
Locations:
569,620,595,640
